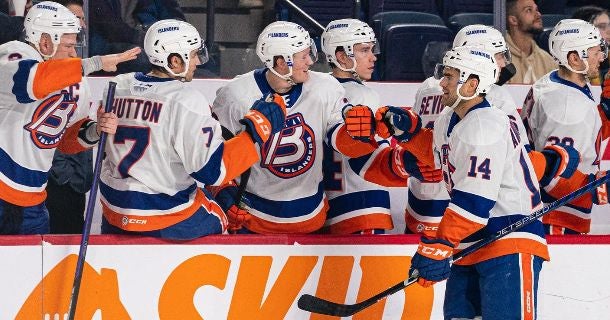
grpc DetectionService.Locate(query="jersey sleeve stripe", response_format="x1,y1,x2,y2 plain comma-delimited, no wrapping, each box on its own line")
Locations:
190,143,225,185
217,131,259,185
326,190,390,218
31,58,82,99
437,207,487,246
57,119,91,154
11,60,38,103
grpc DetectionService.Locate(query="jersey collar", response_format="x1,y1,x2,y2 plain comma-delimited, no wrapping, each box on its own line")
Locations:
253,68,302,108
447,99,491,136
549,70,594,101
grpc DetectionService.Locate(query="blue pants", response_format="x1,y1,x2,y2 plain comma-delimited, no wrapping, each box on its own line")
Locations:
444,253,543,320
0,199,49,234
101,206,226,240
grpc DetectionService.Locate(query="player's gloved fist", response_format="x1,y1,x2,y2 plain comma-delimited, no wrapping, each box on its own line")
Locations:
240,94,287,144
539,143,580,187
409,237,453,288
391,146,442,182
592,171,610,205
375,106,421,141
343,104,375,142
213,184,252,232
599,76,610,119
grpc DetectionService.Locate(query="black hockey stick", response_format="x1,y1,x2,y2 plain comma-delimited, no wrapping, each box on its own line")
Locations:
298,173,610,317
68,81,117,320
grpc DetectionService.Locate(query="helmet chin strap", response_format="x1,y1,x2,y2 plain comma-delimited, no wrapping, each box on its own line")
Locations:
337,57,360,81
165,59,190,80
564,59,590,75
448,83,478,109
35,43,58,60
269,66,296,86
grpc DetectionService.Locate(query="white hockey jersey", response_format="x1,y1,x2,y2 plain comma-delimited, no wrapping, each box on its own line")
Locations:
405,77,528,236
0,41,93,206
521,70,602,233
212,69,349,234
99,72,258,232
322,78,393,234
433,99,548,265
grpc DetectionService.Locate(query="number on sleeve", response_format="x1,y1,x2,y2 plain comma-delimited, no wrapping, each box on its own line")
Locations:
467,156,491,180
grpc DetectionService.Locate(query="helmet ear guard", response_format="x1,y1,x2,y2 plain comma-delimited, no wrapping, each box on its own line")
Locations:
144,19,208,79
24,1,81,59
256,21,317,82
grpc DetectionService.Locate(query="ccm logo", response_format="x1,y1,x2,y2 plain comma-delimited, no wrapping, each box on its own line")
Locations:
245,111,271,136
121,217,148,226
419,245,451,258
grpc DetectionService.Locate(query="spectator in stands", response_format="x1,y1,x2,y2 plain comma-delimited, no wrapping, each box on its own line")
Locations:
45,0,93,235
572,5,610,84
506,0,557,84
0,0,32,44
89,0,185,74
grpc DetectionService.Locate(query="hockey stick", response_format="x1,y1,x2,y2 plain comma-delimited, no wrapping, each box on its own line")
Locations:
298,173,610,317
67,81,117,320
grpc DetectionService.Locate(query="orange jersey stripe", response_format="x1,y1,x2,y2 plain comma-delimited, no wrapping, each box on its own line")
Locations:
220,131,259,185
437,208,486,247
521,254,535,320
102,188,225,232
542,210,590,233
0,179,46,206
323,212,393,234
527,150,546,182
405,211,439,238
57,118,90,154
455,238,549,265
32,58,82,99
396,128,435,167
362,147,409,187
334,125,377,158
244,199,329,234
545,170,593,210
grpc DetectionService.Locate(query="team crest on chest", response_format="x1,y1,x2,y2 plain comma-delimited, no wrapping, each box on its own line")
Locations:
24,91,77,149
261,113,316,178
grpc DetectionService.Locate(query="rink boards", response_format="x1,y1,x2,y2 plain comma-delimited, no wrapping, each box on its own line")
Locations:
1,234,609,319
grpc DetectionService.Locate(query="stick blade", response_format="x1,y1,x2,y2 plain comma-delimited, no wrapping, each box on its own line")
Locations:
297,294,360,317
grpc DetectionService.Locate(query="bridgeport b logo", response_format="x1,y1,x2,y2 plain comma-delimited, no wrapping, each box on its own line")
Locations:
24,91,77,149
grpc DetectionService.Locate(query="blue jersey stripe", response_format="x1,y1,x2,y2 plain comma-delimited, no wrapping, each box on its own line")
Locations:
326,190,390,219
451,189,495,219
190,144,223,185
12,59,37,103
407,189,449,217
0,147,47,187
462,213,546,243
246,182,325,218
100,182,196,210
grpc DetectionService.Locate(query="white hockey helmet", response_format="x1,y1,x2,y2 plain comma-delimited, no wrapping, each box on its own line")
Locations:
549,19,608,74
321,19,379,73
434,46,499,105
24,1,81,59
256,21,318,82
453,24,511,64
144,19,208,78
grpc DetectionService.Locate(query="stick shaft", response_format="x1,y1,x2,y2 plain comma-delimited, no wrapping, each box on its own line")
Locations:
67,81,117,320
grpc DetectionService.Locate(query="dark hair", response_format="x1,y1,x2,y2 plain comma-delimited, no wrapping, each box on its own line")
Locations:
506,0,519,16
571,5,608,24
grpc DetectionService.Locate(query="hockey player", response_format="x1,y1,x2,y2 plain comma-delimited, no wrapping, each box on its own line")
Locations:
211,21,378,234
410,46,548,320
99,19,286,240
522,19,610,235
348,24,578,237
0,1,139,234
319,18,393,234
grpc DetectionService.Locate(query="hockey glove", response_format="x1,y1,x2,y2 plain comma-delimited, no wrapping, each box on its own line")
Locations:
343,104,375,142
240,94,287,145
375,106,421,142
409,237,453,288
391,146,442,182
599,77,610,119
213,184,252,232
539,143,580,187
593,171,609,205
